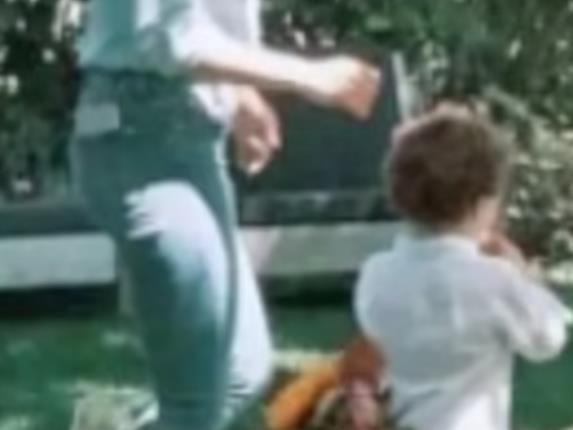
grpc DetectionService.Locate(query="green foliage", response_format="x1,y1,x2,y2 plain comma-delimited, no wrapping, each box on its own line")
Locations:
264,0,573,263
0,0,572,261
0,0,80,200
264,0,573,120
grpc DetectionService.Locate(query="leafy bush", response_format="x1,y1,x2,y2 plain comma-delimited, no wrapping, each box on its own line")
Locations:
264,0,573,123
0,0,572,263
264,0,573,263
0,0,80,201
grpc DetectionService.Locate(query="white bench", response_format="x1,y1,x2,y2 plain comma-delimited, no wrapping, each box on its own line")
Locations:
0,220,398,290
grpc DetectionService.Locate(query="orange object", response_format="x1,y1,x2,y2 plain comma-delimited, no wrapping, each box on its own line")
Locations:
266,359,341,430
267,337,386,430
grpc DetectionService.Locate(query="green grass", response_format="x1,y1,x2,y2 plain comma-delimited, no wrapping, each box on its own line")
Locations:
0,294,572,430
0,318,145,430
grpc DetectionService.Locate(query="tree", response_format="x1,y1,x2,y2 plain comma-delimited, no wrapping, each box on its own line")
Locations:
0,0,572,262
0,0,80,200
263,0,573,263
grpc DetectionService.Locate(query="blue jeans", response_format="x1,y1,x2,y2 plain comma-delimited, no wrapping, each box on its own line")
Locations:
71,71,273,430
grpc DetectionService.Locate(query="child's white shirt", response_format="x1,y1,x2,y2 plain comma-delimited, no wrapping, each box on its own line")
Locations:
355,230,572,430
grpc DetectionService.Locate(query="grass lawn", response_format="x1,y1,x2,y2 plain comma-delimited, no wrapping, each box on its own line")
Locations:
0,288,572,430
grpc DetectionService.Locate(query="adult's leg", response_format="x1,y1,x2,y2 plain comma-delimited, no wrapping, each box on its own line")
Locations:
71,72,272,430
225,237,273,422
122,186,273,430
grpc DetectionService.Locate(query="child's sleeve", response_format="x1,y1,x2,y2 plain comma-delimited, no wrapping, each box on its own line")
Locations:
353,255,379,341
491,260,573,362
354,254,382,346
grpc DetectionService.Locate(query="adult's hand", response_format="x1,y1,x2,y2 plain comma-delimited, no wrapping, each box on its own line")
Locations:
302,56,382,120
232,87,281,176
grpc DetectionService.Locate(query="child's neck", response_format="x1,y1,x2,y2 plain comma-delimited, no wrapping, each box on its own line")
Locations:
445,221,483,242
415,217,484,244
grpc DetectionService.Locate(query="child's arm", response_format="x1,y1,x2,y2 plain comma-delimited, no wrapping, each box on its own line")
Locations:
480,231,540,279
490,255,572,362
349,255,393,430
500,281,570,362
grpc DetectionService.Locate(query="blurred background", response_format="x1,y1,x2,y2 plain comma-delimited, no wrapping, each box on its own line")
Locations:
0,1,572,429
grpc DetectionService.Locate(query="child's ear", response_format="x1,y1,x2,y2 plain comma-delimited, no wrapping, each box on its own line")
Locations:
474,196,503,236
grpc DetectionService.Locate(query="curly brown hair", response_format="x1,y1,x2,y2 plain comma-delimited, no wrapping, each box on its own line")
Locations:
386,104,511,227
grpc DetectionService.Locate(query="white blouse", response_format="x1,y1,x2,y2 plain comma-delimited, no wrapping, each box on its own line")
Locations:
355,230,572,430
78,0,261,74
77,0,261,122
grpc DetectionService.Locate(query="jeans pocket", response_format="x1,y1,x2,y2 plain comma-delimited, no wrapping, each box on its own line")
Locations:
73,102,122,138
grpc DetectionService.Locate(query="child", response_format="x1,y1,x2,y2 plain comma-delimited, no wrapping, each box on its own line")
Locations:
354,105,572,430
